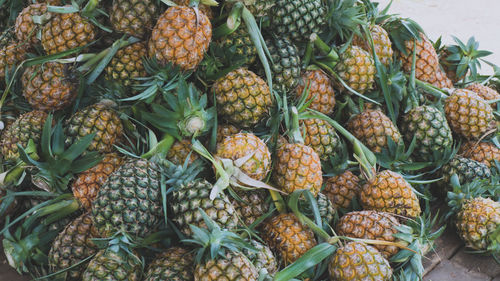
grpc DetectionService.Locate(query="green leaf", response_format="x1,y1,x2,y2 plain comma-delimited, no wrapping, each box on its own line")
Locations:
59,133,96,161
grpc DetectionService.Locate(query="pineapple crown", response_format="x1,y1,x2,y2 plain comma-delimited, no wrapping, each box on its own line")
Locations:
142,77,216,140
446,176,500,217
182,209,256,264
18,114,103,193
383,16,424,55
441,36,493,82
323,0,366,43
161,158,205,192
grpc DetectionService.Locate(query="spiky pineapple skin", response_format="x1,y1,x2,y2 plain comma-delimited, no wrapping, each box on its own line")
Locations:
295,69,336,114
323,170,360,209
215,132,271,181
106,41,147,87
213,68,272,128
337,211,401,259
457,197,500,250
360,170,421,218
1,110,48,161
400,105,453,161
166,139,199,165
15,3,48,45
328,241,392,281
194,252,258,281
444,89,494,140
261,213,317,265
243,240,278,276
82,249,142,281
301,118,340,160
353,25,393,66
49,213,99,281
271,0,325,42
91,159,162,239
41,11,97,55
219,26,256,66
110,0,158,38
401,33,453,89
316,192,336,226
216,123,240,143
144,247,194,281
170,179,238,236
460,141,500,168
0,40,28,80
72,153,124,210
22,62,77,111
347,109,402,153
149,6,211,70
335,46,376,94
65,101,124,153
466,83,500,107
441,156,491,185
231,189,269,227
265,36,301,91
273,143,323,196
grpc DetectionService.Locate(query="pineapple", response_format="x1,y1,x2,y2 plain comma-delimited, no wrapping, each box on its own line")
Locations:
261,212,317,264
400,33,452,89
109,0,158,38
243,240,278,276
273,143,323,196
300,118,340,160
216,123,240,143
15,3,49,45
0,40,29,80
105,41,147,87
170,179,238,236
336,211,401,259
353,25,393,66
226,0,274,17
295,69,336,115
441,156,491,186
459,141,500,168
48,213,99,281
195,252,258,281
22,62,77,111
323,170,360,209
444,89,494,140
465,83,500,108
149,6,211,70
346,109,402,153
144,247,194,281
0,110,48,161
265,35,301,91
400,105,453,161
456,197,500,251
41,10,97,55
91,158,163,239
335,46,376,94
82,248,142,281
219,26,257,66
316,192,336,226
65,100,124,153
213,68,272,128
360,170,421,218
328,241,392,281
167,139,199,165
231,189,270,227
271,0,325,42
215,132,271,181
72,153,124,210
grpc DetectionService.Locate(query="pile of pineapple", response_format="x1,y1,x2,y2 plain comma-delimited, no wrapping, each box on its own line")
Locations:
0,0,499,280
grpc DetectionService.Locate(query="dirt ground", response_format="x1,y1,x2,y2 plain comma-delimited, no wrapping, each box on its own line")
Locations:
377,0,500,74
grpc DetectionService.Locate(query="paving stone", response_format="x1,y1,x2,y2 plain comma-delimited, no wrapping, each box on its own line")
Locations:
451,248,500,277
423,225,463,275
424,260,491,281
0,244,31,281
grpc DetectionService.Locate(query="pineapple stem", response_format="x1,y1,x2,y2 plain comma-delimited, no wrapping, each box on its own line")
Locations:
213,3,242,39
141,134,175,160
311,33,339,63
289,107,304,144
410,76,449,99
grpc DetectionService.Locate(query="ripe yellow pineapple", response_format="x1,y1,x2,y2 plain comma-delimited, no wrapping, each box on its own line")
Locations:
444,89,494,140
149,6,211,70
105,41,147,87
335,45,376,94
295,69,336,114
22,62,77,111
300,118,340,160
360,170,421,218
216,123,240,144
353,24,393,66
323,170,360,209
460,141,500,168
109,0,158,38
466,83,500,108
0,40,29,80
167,139,199,165
72,153,124,210
273,143,323,196
144,247,194,281
346,109,402,153
15,3,49,45
261,213,317,265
